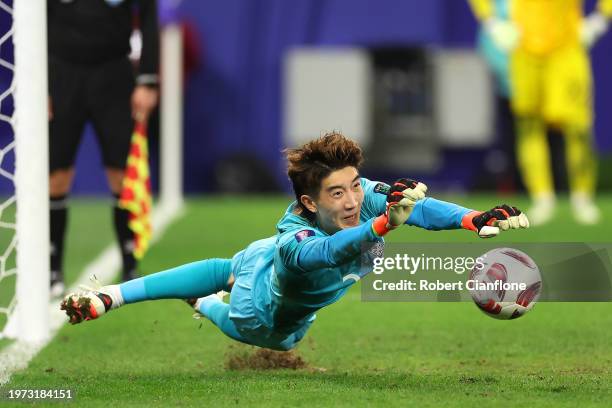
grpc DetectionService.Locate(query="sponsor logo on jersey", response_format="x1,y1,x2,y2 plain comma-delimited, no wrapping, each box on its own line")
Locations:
294,229,315,243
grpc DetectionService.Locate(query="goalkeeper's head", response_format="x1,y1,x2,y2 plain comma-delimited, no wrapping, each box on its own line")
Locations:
285,132,364,234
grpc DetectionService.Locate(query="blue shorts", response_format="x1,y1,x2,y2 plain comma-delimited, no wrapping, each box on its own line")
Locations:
228,238,314,351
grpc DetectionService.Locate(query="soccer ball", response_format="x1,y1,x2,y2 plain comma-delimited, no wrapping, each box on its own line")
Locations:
468,248,542,320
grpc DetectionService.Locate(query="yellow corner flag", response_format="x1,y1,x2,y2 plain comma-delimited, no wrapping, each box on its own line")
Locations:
118,122,152,260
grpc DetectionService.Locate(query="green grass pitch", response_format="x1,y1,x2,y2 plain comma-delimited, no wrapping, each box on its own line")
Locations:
1,195,612,407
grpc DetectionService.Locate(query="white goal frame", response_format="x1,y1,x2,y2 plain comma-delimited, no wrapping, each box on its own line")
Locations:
12,0,50,343
160,22,184,214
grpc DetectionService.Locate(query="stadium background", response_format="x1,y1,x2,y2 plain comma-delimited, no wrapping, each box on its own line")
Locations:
1,0,611,196
1,1,612,406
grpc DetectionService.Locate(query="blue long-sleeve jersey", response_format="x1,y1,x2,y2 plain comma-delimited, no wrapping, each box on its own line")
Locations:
233,178,472,335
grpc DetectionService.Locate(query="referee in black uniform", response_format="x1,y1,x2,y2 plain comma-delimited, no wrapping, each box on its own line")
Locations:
48,0,159,295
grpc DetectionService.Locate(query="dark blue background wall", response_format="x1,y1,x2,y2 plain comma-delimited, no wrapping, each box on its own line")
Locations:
178,0,471,193
174,0,612,193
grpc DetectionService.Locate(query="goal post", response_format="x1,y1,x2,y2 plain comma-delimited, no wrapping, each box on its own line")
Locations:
159,19,184,214
12,0,50,343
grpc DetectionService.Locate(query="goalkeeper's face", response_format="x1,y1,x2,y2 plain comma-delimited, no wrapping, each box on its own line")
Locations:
304,166,364,234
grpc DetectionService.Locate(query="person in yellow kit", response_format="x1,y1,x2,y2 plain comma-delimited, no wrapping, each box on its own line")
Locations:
469,0,612,225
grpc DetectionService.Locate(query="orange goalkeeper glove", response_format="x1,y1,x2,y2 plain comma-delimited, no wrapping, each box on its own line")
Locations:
372,178,427,237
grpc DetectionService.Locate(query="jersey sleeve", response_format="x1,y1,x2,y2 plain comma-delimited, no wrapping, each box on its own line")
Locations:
406,197,472,230
136,0,159,86
360,177,472,231
278,219,381,273
360,178,388,220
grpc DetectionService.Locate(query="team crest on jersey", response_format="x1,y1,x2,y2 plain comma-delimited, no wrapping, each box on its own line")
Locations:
373,182,390,195
294,229,315,242
367,241,385,259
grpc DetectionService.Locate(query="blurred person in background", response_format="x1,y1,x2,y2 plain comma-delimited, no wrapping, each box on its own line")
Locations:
475,0,518,193
469,0,612,225
47,0,159,296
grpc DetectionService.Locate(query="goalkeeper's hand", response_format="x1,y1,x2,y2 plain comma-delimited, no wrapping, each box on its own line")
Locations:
580,12,609,48
461,204,529,238
372,178,427,237
484,18,520,52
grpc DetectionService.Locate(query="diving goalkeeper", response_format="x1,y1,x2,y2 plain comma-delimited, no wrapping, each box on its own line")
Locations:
61,133,529,351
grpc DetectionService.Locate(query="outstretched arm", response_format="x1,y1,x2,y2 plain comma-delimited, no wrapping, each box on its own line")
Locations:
406,197,471,230
363,180,471,230
406,198,529,238
296,219,381,271
407,199,529,238
288,179,426,271
363,178,529,237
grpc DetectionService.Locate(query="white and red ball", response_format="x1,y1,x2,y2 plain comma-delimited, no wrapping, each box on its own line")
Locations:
469,248,542,319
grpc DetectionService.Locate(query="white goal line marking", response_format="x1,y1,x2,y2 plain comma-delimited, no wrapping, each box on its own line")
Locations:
0,202,184,385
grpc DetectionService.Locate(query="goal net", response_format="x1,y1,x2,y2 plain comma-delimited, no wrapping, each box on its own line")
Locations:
0,0,18,340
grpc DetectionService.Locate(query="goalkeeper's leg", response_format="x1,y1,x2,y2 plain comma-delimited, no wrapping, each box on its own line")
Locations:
545,43,598,224
563,125,600,224
194,295,249,343
193,295,312,350
515,116,556,225
120,258,233,301
61,258,234,324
